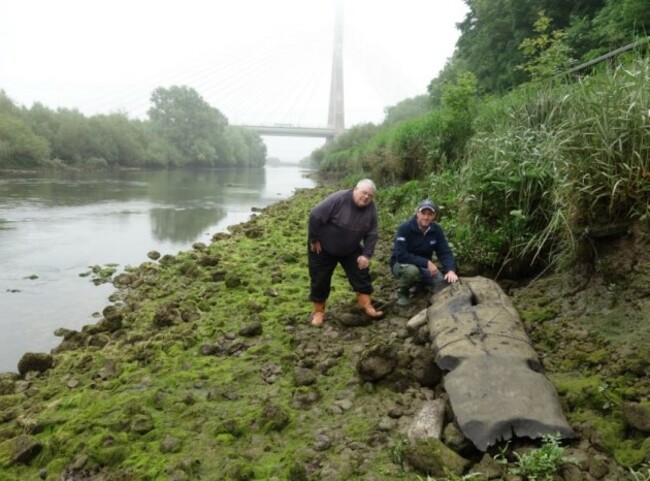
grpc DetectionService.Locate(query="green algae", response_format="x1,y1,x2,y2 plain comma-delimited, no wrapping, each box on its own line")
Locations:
0,186,647,480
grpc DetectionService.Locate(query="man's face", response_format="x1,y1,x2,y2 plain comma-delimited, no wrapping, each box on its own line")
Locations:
353,186,375,207
416,208,436,229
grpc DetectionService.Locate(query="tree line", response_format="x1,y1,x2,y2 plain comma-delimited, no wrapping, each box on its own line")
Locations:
0,85,266,170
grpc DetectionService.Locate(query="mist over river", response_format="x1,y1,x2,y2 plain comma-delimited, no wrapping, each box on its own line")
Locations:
0,166,315,372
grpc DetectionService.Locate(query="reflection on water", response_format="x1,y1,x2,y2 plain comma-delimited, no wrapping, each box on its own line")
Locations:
0,166,315,372
151,206,227,243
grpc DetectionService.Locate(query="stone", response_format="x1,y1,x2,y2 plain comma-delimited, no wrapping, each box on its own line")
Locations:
12,434,42,464
622,401,650,432
17,353,54,377
356,343,398,382
407,398,446,443
405,437,470,477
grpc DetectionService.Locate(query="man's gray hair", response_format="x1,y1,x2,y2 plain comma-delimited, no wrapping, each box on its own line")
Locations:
356,178,376,192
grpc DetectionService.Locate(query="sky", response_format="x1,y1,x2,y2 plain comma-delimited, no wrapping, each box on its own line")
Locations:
0,0,469,161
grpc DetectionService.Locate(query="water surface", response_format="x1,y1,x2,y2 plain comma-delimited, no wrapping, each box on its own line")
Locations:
0,166,315,372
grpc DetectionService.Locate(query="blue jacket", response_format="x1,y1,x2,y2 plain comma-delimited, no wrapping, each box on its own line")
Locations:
389,216,456,273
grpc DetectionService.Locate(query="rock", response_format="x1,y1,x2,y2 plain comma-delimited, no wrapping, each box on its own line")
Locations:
588,455,610,479
560,463,584,481
293,367,317,386
622,401,650,432
407,398,446,443
100,305,124,331
338,312,373,327
313,433,331,451
291,388,320,409
261,363,283,384
96,359,120,380
152,304,181,327
17,353,54,377
356,343,398,382
406,309,428,331
12,434,42,464
224,272,241,288
239,321,263,337
160,435,182,453
410,355,442,388
404,437,470,477
130,414,154,434
442,421,468,451
260,402,290,432
377,416,397,431
470,453,505,479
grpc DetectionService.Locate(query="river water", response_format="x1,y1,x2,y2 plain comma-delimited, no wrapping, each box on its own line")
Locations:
0,166,315,372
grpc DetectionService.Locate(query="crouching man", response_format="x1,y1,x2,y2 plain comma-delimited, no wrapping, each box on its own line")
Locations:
389,199,458,306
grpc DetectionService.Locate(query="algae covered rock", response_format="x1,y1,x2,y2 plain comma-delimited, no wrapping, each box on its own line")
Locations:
404,437,470,477
17,352,53,377
356,342,397,381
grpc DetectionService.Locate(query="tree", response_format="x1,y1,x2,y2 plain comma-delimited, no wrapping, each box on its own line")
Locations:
383,95,432,126
0,113,50,167
518,11,574,81
455,0,531,93
147,85,228,167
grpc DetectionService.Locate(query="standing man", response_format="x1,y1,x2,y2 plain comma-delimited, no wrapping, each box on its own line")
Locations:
390,199,459,306
308,179,384,326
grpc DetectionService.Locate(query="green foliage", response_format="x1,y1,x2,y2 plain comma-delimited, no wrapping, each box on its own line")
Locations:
455,0,530,93
147,85,228,167
560,57,650,226
316,123,381,174
319,72,479,184
390,438,406,469
0,113,50,167
518,10,575,81
459,124,560,273
0,85,266,170
510,433,573,480
576,0,650,59
384,95,432,126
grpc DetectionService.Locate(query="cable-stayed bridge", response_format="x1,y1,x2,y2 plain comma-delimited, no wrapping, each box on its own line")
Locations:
239,2,344,141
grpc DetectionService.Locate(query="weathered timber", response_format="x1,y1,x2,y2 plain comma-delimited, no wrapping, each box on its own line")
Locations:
426,276,575,451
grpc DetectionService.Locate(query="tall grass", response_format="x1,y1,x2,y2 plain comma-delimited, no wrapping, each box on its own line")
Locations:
459,56,650,273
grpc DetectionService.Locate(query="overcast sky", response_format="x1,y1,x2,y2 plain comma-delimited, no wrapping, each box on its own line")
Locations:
0,0,469,161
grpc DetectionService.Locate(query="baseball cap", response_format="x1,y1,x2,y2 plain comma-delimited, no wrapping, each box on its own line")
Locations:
417,199,437,213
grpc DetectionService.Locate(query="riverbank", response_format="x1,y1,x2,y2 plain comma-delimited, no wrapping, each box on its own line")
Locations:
0,186,648,480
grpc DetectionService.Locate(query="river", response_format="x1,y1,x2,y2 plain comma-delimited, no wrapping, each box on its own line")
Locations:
0,166,316,372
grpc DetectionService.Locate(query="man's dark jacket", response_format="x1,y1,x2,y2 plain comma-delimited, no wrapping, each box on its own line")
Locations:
308,189,378,258
389,216,456,273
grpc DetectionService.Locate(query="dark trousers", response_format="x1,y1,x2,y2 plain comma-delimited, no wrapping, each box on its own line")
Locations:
308,246,373,302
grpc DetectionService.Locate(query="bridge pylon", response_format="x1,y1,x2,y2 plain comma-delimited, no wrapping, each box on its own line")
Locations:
327,0,345,137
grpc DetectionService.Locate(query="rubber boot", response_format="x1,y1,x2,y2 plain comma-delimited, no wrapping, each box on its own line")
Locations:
396,287,410,307
310,301,326,326
356,293,383,318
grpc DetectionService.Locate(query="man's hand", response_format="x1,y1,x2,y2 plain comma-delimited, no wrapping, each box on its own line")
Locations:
310,240,322,254
357,255,369,270
444,271,459,283
426,260,439,276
